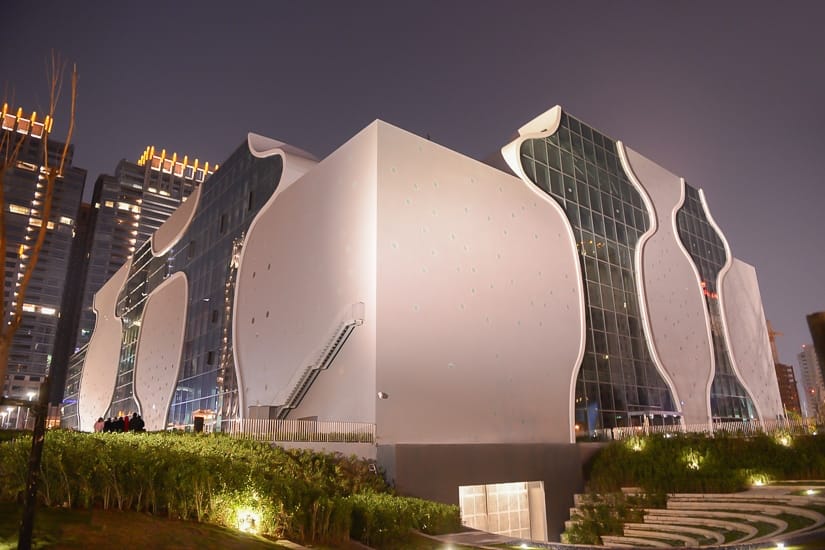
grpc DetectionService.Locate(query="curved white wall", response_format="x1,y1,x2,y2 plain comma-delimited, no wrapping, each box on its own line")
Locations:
78,260,131,431
376,121,583,445
721,258,784,419
622,146,713,424
234,125,376,421
152,185,202,256
133,272,189,431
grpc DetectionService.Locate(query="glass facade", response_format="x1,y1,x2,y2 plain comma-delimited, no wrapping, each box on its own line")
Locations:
519,111,676,434
676,185,757,420
100,142,283,428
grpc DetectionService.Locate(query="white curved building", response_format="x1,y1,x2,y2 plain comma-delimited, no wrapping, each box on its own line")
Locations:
62,107,783,541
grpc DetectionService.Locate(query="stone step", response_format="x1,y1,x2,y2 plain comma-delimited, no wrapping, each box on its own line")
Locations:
624,528,698,547
624,521,725,544
601,535,671,547
644,514,757,541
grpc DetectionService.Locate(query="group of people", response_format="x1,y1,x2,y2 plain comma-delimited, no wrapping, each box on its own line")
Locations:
93,412,145,433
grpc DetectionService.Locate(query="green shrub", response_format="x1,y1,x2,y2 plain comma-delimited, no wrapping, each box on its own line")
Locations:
349,493,461,548
0,430,456,547
587,432,825,494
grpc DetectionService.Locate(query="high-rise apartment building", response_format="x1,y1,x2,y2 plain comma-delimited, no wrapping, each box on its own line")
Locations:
0,103,86,400
797,344,824,419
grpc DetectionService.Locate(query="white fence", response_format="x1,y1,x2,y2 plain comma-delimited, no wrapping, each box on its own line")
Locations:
227,418,375,444
594,418,816,441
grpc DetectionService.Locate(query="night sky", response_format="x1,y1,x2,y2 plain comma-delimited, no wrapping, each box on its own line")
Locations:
2,1,823,367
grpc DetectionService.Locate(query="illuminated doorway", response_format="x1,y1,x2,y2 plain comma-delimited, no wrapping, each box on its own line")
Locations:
458,481,547,541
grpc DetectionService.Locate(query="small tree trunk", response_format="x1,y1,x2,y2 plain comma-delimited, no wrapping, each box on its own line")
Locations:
17,375,50,550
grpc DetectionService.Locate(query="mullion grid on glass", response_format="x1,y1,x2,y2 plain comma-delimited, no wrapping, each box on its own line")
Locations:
521,113,676,433
676,185,756,421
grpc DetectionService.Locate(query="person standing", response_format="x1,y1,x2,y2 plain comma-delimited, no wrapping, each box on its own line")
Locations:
93,417,104,432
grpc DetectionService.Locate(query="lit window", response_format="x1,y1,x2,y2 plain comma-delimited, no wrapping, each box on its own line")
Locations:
173,162,184,177
151,157,161,170
117,202,131,211
2,113,15,130
30,122,44,138
22,304,36,313
28,219,55,229
60,216,73,225
9,204,30,215
16,161,38,171
104,200,115,208
39,307,56,316
162,159,173,174
16,118,30,134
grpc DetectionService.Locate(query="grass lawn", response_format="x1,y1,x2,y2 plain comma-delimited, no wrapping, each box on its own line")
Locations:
0,502,284,549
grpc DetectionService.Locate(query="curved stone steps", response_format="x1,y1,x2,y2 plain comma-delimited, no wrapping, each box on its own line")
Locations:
646,507,787,540
623,528,699,546
667,499,825,528
601,535,671,547
643,514,757,541
623,521,725,544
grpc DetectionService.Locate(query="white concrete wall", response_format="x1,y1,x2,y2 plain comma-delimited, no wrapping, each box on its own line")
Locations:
234,124,378,422
78,261,131,431
622,146,713,424
152,185,201,255
375,121,584,445
133,272,189,430
721,258,784,419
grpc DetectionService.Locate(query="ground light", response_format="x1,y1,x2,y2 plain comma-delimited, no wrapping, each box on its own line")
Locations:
234,507,262,534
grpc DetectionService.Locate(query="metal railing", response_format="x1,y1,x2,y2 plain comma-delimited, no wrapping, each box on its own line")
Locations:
594,418,816,441
227,418,375,444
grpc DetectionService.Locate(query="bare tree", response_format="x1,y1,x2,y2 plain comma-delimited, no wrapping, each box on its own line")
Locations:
0,53,77,399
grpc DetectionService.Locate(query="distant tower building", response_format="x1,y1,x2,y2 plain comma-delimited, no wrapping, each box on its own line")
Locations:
74,148,217,351
0,103,86,401
766,321,801,417
807,312,825,386
798,344,825,419
773,362,801,417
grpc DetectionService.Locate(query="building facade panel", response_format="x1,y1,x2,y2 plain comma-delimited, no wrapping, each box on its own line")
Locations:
720,258,784,419
234,127,375,422
133,272,189,431
77,261,130,430
375,122,584,444
621,146,713,425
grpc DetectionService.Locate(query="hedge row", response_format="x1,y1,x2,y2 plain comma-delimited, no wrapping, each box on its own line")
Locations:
0,431,460,547
587,432,825,494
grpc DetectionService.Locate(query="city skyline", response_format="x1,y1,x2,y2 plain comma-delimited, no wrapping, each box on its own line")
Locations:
1,1,823,365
